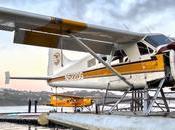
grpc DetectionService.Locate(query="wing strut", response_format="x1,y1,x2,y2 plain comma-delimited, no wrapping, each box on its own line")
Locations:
70,34,134,89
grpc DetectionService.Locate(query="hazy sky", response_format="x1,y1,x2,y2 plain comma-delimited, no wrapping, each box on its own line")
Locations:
0,0,175,91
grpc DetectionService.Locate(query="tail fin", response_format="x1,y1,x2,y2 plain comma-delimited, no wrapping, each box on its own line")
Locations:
48,49,71,76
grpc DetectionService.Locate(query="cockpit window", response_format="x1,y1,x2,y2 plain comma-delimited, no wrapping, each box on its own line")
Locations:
137,42,153,55
144,34,171,47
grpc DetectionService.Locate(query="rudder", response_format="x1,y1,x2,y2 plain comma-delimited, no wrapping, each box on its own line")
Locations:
48,49,71,76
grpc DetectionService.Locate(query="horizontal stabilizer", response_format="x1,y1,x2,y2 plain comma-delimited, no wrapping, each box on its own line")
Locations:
5,71,50,84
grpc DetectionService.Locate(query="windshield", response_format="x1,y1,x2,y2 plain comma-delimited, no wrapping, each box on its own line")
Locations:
144,34,171,47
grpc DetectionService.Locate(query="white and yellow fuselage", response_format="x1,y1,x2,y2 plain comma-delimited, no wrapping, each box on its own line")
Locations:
47,50,175,91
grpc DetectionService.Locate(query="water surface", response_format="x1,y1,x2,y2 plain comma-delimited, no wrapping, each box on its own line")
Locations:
0,122,71,130
0,105,73,113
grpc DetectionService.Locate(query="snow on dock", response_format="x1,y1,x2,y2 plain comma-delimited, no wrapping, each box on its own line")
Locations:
48,112,175,130
1,112,175,130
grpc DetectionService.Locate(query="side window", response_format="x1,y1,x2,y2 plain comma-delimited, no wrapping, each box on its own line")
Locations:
98,55,107,63
102,56,107,61
87,58,96,67
112,50,127,63
56,96,62,100
148,47,154,53
137,42,153,55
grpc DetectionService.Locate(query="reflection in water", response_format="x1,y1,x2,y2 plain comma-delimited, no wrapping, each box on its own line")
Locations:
0,122,71,130
28,125,71,130
29,125,31,130
27,124,71,130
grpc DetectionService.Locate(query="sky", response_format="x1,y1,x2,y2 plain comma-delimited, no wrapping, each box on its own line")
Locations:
0,0,175,92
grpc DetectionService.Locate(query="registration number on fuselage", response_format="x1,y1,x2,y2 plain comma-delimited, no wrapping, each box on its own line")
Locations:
65,72,84,81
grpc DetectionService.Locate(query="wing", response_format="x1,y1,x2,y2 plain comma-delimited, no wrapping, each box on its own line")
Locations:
0,7,145,54
53,94,82,99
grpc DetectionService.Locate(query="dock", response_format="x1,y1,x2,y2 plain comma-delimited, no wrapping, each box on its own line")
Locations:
48,112,175,130
1,112,175,130
0,112,66,128
0,113,41,125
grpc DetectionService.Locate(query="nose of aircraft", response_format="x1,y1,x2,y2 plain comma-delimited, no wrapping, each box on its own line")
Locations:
167,42,175,50
158,42,175,53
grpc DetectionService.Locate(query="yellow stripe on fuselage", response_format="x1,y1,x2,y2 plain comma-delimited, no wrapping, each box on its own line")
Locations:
48,54,165,83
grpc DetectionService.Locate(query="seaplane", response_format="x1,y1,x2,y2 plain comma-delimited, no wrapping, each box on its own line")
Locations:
47,94,93,108
1,7,175,114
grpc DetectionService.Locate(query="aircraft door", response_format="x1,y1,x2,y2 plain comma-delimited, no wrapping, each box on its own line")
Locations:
169,50,175,82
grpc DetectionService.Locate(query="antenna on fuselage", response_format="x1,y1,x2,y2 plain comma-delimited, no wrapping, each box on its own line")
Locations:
145,26,152,34
122,23,130,31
